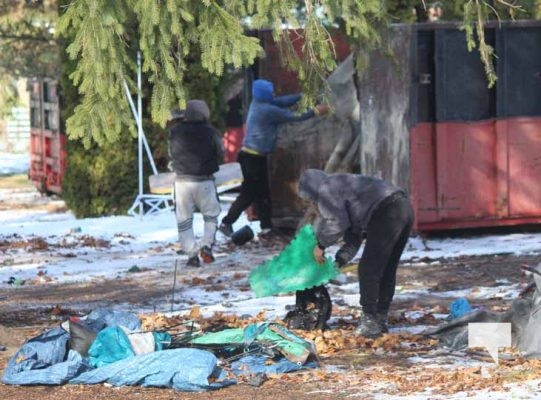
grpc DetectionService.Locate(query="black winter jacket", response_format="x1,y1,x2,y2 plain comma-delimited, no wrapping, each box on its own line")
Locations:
168,121,224,179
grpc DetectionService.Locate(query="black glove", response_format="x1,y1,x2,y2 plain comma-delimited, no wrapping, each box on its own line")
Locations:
334,229,363,267
334,254,347,268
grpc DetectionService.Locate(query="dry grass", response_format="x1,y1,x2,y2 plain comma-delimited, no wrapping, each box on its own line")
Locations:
0,174,32,189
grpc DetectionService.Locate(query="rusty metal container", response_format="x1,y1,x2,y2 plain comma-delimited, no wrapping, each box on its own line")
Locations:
258,22,541,233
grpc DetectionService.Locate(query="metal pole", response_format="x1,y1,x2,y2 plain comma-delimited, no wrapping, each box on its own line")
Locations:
122,80,158,175
137,51,143,217
171,259,178,312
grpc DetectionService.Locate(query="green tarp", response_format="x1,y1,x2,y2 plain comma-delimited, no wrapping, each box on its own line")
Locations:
190,323,315,365
249,225,339,297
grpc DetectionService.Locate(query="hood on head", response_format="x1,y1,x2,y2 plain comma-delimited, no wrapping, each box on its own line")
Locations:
298,169,328,202
252,79,274,102
169,108,185,121
184,99,210,122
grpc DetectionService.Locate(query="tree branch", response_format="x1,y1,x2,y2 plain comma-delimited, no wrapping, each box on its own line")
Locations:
0,31,55,42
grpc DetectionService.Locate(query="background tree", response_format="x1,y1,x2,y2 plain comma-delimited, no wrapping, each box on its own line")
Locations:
0,0,58,116
57,0,230,217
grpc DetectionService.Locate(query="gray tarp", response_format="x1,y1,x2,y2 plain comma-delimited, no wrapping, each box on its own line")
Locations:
516,265,541,358
231,354,317,375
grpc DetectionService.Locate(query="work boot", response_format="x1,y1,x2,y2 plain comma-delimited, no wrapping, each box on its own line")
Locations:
377,311,389,334
218,223,233,237
199,246,215,263
258,228,276,240
186,255,200,268
354,310,382,338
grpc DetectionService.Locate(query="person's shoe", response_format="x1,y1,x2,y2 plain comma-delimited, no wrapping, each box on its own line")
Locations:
186,255,200,267
258,228,274,239
218,223,233,237
199,246,215,263
376,311,389,334
354,311,382,338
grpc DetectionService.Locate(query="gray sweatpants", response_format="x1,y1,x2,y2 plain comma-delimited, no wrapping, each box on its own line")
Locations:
174,179,221,258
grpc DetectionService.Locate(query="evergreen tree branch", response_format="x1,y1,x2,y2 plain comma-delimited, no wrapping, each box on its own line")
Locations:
56,0,530,145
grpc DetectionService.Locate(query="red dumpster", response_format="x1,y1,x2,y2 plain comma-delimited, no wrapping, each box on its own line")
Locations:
28,78,66,195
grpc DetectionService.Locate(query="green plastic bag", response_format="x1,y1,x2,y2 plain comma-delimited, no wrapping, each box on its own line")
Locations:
249,225,339,297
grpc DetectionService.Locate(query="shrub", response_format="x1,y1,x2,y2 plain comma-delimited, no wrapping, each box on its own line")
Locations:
62,136,140,218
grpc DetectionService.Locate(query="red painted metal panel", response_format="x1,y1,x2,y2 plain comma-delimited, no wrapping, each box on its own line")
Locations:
505,118,541,217
435,121,498,221
415,215,541,231
222,125,245,163
494,120,509,218
410,123,438,229
411,118,541,232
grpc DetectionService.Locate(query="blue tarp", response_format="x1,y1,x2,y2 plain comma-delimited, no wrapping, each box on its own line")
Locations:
2,327,91,385
71,348,235,391
88,326,171,367
88,326,135,368
2,327,234,390
85,309,141,331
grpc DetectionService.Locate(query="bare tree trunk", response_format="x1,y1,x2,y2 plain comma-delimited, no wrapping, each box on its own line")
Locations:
322,53,361,174
334,130,360,172
324,124,355,172
296,53,362,231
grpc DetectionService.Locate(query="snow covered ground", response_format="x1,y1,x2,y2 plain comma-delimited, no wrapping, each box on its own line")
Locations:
0,151,29,175
2,151,541,399
2,151,540,288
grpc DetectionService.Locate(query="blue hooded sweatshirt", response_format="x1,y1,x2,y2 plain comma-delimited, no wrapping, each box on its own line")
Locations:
242,79,316,154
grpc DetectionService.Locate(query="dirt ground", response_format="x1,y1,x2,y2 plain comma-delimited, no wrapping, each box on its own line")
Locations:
1,180,541,399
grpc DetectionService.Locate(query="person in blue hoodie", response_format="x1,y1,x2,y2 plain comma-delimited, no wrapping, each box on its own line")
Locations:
219,79,329,238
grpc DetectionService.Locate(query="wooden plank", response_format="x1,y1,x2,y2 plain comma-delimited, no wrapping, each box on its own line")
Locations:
148,162,243,195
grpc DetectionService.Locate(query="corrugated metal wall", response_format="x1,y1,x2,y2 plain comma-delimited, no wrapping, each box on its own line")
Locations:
410,22,541,231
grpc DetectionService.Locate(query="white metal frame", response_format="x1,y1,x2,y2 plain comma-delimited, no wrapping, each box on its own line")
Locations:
125,52,173,217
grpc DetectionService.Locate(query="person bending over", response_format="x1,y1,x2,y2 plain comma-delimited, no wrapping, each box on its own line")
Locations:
297,169,414,337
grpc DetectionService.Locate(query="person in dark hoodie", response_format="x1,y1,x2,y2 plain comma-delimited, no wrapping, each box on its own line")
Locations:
168,99,224,267
297,169,414,337
219,79,329,238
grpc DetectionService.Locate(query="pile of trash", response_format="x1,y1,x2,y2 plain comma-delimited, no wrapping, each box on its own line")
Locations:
2,309,318,392
425,264,541,358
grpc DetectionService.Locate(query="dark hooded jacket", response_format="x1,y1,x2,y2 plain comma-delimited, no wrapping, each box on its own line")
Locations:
298,169,406,248
168,100,224,180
